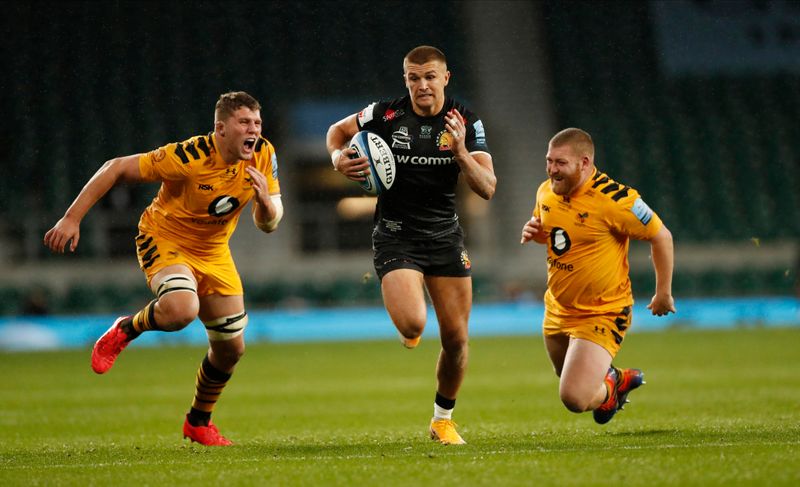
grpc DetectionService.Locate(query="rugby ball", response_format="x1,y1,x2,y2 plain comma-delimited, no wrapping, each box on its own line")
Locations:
349,131,395,195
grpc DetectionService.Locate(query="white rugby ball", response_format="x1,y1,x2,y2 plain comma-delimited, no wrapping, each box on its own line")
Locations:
349,131,395,195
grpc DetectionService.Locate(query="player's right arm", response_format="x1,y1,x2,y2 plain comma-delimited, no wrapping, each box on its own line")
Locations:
326,113,368,181
521,184,550,245
645,224,676,316
44,154,147,253
520,216,548,245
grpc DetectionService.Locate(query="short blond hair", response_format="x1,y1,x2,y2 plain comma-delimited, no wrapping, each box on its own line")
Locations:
550,128,594,159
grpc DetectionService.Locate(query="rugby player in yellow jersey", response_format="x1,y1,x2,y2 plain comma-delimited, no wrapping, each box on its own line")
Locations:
43,91,283,445
520,128,675,424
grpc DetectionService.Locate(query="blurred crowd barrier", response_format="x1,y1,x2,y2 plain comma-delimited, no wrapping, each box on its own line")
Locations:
1,267,796,317
1,297,798,352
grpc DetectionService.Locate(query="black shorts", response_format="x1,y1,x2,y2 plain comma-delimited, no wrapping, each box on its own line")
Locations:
373,228,472,280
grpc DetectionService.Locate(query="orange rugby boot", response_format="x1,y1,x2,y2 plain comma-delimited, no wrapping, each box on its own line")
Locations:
399,332,421,349
593,366,645,425
429,418,466,445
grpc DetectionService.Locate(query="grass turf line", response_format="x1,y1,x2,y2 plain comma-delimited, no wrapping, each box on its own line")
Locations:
1,328,798,486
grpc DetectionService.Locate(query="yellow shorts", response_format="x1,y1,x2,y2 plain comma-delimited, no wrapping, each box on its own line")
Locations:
135,230,243,297
542,306,632,357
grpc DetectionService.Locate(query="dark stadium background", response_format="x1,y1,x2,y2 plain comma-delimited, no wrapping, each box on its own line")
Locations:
1,0,798,319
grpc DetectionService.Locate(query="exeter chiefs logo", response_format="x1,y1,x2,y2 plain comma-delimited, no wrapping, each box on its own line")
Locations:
208,195,240,217
437,130,453,151
460,250,471,269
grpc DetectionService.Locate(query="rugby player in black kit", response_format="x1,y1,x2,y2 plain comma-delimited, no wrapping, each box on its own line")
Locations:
327,45,496,445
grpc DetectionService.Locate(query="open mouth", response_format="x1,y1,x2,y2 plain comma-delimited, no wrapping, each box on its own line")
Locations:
243,138,256,151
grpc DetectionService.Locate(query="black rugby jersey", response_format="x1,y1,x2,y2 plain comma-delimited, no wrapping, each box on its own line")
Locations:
357,95,490,239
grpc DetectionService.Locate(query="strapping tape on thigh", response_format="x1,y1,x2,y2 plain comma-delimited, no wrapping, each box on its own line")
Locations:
204,312,248,341
154,274,197,298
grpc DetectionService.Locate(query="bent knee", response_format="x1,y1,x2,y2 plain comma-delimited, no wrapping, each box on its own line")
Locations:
218,346,245,365
211,343,245,369
559,390,593,413
399,327,424,340
157,298,199,330
439,321,469,352
441,333,469,354
393,314,426,338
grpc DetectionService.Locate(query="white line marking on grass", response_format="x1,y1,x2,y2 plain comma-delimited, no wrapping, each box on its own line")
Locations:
3,439,799,470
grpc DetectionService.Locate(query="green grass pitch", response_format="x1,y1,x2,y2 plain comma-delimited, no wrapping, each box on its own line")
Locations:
1,327,799,486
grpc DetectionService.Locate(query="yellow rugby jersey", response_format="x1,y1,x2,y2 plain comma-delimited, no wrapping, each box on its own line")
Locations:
137,133,280,252
533,168,662,317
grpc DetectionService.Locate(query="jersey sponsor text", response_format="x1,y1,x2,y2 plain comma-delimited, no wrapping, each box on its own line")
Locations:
395,154,454,165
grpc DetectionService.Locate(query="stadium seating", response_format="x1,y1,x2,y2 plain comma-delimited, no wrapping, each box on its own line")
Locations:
1,2,797,316
541,1,800,242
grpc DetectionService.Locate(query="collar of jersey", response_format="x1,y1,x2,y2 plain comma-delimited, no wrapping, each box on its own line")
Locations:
570,167,598,198
404,95,453,119
209,133,237,166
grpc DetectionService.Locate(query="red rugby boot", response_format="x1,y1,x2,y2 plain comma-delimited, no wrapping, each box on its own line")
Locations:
91,316,133,374
183,415,234,446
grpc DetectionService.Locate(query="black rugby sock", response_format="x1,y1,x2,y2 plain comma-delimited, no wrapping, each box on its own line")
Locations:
435,392,456,410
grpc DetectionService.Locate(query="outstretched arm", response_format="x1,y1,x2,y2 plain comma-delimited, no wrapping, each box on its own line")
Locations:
646,225,676,316
43,154,145,253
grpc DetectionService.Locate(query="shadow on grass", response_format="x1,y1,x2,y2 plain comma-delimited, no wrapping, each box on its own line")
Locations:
609,429,679,438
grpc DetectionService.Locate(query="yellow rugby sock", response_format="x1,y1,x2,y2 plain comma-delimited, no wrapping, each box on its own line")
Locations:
131,300,160,333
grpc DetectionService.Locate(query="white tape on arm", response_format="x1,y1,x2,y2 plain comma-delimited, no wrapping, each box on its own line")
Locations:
256,195,283,232
331,149,343,169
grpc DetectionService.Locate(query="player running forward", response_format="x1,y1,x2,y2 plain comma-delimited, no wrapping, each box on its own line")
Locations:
327,45,496,445
520,128,675,424
44,91,283,446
